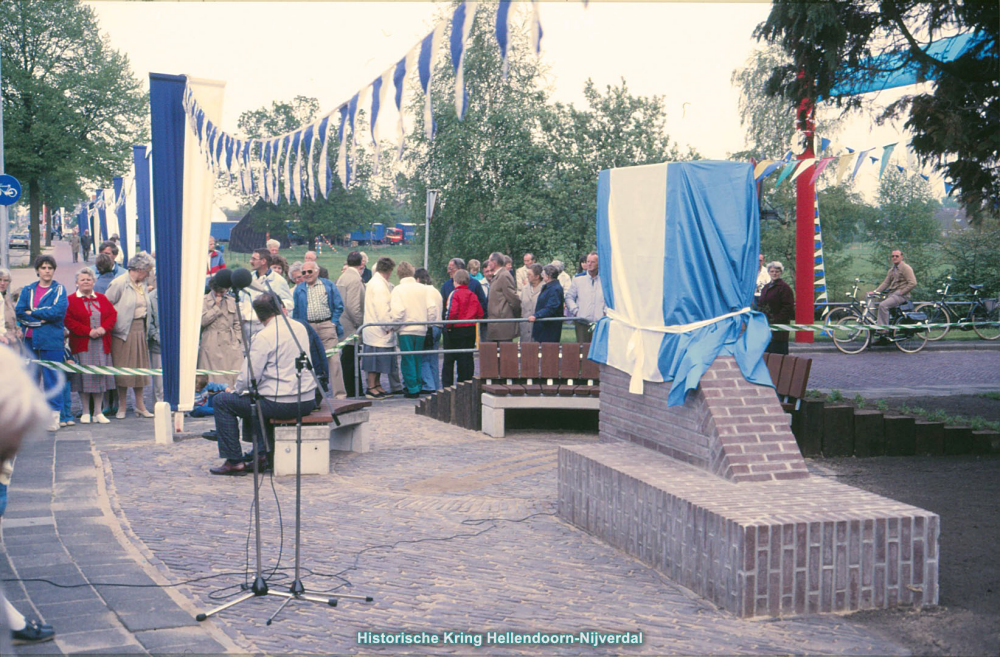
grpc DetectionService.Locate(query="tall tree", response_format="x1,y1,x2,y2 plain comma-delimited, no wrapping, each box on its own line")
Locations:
754,0,998,223
1,0,148,260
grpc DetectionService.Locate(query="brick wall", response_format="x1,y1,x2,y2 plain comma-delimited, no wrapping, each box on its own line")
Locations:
599,358,808,483
559,443,940,618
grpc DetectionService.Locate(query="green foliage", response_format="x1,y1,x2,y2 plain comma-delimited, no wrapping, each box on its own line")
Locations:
875,399,889,412
754,0,999,223
1,0,148,260
978,392,1000,402
399,4,692,278
863,169,941,294
826,389,843,403
936,221,1000,298
853,393,866,409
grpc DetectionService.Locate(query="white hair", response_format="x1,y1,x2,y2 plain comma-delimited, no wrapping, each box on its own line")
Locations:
0,345,52,459
766,261,784,274
266,239,280,249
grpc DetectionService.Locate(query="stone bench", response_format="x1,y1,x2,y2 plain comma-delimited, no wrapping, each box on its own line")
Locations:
478,342,600,438
269,399,372,476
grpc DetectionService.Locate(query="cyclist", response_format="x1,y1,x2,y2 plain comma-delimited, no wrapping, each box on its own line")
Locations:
870,249,917,342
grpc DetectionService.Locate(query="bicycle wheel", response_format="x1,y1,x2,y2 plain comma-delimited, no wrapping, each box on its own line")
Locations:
915,302,951,341
893,323,928,353
822,307,851,337
832,315,870,354
972,305,1000,340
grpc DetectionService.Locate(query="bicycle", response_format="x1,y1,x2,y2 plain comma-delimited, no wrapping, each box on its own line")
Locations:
915,277,1000,341
831,291,929,354
822,278,865,336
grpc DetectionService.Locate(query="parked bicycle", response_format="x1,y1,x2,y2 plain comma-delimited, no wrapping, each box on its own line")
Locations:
915,276,1000,341
831,291,929,354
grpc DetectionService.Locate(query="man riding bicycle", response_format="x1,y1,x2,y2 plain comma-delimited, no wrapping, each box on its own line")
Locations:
870,249,917,342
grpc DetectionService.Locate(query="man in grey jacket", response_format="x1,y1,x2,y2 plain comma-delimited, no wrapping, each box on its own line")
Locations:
336,251,366,397
485,252,520,342
566,251,606,343
209,294,319,476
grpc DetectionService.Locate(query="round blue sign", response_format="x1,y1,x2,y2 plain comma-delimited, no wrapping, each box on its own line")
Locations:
0,174,22,206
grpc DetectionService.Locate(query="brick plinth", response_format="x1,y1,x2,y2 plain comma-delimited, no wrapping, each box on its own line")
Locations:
599,360,808,482
558,442,940,618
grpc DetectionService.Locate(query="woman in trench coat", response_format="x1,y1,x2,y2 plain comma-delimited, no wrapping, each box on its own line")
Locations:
198,276,243,387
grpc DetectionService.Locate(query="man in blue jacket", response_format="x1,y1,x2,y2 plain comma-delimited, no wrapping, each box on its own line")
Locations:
292,264,346,398
15,255,69,432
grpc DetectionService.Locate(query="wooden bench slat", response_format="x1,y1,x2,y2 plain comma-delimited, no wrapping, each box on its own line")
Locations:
520,343,540,379
789,356,812,400
777,355,797,397
764,353,783,389
557,384,578,397
559,343,582,379
579,343,600,379
541,384,560,396
270,401,372,425
540,343,561,379
507,384,527,396
482,384,511,396
499,342,520,379
479,342,500,378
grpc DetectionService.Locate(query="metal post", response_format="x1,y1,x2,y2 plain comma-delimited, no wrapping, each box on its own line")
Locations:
424,189,438,270
0,48,8,270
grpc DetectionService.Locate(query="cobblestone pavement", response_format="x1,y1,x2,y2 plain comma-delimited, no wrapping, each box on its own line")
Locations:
0,397,918,655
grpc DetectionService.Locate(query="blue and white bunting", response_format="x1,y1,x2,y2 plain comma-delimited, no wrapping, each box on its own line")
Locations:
371,69,391,173
317,114,332,198
303,124,317,201
291,131,303,205
451,2,478,120
337,105,349,188
496,0,513,78
418,24,446,139
282,135,293,204
530,0,543,55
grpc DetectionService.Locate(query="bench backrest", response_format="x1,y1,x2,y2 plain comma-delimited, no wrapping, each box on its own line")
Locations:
762,353,812,409
479,342,600,383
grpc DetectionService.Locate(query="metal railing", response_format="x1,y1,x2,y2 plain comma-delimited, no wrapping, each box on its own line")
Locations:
349,316,576,398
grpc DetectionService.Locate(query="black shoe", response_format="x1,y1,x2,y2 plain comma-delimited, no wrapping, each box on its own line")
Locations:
202,430,219,441
12,619,55,645
404,391,420,399
210,460,248,476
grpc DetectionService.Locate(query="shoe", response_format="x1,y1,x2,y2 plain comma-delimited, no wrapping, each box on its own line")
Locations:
80,414,92,424
135,409,154,418
48,411,60,432
202,430,219,441
59,421,68,428
116,409,126,420
404,391,420,399
64,419,75,426
12,619,55,645
365,389,384,399
209,460,248,476
94,414,110,424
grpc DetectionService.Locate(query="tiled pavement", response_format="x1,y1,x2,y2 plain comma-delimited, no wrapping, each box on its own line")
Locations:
0,396,913,655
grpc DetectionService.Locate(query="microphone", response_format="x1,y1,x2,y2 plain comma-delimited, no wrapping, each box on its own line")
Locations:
230,267,254,291
212,268,233,289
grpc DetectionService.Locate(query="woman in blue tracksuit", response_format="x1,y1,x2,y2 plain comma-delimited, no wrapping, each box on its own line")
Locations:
15,255,69,431
529,264,566,343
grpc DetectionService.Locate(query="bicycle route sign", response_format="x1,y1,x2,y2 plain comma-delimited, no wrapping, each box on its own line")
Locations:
0,174,22,206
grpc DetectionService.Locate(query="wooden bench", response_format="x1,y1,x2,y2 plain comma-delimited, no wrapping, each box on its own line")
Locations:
269,399,372,476
762,353,812,414
478,342,600,438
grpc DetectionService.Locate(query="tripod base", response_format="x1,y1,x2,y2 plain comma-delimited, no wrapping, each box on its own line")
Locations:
266,588,338,626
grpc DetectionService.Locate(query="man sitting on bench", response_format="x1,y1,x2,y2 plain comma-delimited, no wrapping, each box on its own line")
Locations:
209,293,319,476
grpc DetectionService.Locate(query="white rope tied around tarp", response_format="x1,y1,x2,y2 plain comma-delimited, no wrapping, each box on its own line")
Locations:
604,307,752,394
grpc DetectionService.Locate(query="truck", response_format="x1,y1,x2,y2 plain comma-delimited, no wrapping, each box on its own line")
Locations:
395,222,417,243
349,223,386,244
385,226,403,245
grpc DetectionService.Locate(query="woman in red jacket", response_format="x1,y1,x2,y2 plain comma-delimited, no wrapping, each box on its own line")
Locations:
442,269,484,387
65,269,117,424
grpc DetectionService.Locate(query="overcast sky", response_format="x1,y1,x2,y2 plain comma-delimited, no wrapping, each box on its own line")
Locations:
86,1,935,199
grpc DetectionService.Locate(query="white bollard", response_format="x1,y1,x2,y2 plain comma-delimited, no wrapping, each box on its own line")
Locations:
153,401,173,444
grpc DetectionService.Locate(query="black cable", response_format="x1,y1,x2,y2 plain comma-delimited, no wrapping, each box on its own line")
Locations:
1,511,556,598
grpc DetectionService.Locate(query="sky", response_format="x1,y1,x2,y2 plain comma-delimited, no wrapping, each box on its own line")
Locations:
85,1,938,202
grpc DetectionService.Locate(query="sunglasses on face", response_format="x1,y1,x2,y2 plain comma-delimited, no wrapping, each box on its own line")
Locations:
302,269,316,274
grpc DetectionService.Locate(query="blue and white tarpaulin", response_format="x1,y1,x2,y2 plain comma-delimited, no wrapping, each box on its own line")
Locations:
588,161,772,406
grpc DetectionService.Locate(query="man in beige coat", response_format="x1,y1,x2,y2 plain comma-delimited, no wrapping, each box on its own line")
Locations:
485,252,520,342
336,251,366,397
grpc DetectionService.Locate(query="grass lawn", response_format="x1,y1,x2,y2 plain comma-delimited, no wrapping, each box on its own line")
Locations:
223,243,428,281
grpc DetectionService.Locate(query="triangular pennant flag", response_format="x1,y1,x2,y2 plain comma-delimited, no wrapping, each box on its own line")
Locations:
895,164,906,174
496,0,513,78
878,143,897,178
808,156,836,185
262,141,273,203
944,181,954,195
418,24,446,139
773,160,799,187
337,105,349,188
291,131,303,205
283,135,293,203
451,2,478,120
371,69,391,173
819,137,831,153
920,173,929,182
835,153,855,185
789,157,816,182
530,0,543,54
317,114,332,198
303,124,316,202
852,148,874,180
394,47,418,159
753,159,775,180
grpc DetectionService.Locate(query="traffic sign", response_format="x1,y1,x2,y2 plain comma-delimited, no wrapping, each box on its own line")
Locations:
0,174,22,206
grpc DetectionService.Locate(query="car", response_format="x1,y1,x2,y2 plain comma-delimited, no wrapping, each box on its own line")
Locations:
8,233,29,249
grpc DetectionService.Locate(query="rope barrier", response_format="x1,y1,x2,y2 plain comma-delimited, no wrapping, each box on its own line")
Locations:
21,318,998,377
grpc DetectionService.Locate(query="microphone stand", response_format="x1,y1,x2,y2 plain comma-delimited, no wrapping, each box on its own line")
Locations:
196,284,280,621
259,277,371,625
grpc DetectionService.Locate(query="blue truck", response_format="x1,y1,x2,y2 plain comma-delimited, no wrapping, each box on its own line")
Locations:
395,223,417,243
349,223,386,244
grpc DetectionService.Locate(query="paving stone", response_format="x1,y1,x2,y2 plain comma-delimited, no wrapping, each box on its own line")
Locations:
118,610,198,632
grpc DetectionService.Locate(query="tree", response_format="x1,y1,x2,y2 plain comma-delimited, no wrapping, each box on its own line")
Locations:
864,168,940,293
938,222,1000,298
1,0,148,260
754,0,999,223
